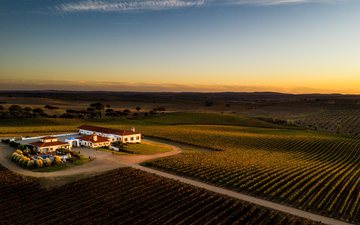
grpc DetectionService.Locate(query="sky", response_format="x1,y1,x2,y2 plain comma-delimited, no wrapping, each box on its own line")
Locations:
0,0,359,94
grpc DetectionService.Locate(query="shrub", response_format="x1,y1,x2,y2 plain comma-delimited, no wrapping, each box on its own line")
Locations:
69,151,81,159
14,154,21,162
54,156,62,165
45,158,52,167
21,157,30,167
57,148,69,155
11,152,19,161
16,149,23,155
22,148,31,157
36,158,44,168
1,139,10,144
27,160,35,169
18,145,26,150
9,141,20,148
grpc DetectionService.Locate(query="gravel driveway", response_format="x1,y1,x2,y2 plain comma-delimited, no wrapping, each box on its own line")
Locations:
0,139,181,187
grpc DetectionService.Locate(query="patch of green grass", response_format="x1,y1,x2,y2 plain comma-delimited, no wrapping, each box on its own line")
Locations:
97,142,172,155
96,147,130,155
126,142,172,155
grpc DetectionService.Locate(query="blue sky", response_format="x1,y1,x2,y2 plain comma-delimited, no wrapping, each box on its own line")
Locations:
0,0,359,93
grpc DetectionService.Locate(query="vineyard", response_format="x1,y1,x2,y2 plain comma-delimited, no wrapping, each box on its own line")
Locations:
0,165,321,225
142,112,280,128
295,106,360,137
143,125,360,224
0,112,279,136
0,111,359,223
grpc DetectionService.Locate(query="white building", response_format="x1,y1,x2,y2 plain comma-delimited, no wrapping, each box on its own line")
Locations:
29,136,71,154
78,125,141,144
78,133,111,148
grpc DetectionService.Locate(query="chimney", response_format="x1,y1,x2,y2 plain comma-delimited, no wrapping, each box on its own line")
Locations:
93,132,98,141
131,127,136,132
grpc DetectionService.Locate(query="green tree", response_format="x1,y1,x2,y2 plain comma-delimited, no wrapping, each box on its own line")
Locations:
9,105,22,112
90,102,105,110
33,108,44,114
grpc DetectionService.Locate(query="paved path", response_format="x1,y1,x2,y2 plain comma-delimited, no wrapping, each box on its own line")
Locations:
132,165,352,225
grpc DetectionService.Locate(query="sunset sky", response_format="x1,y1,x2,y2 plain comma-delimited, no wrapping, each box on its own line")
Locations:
0,0,359,93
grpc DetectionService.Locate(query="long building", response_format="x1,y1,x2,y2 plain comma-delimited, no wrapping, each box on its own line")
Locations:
78,125,141,144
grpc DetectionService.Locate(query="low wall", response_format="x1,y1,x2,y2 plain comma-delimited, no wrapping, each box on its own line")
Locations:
21,133,79,141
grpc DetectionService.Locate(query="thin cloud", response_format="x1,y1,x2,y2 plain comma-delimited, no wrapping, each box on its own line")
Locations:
56,0,205,13
55,0,345,13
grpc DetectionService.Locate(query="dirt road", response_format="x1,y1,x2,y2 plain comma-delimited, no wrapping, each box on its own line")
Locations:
0,139,181,187
133,165,352,225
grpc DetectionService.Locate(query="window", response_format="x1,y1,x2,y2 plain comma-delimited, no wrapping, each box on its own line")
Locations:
136,136,140,140
125,138,128,142
131,137,134,141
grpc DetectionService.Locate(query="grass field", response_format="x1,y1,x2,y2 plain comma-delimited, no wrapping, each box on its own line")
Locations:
0,165,322,225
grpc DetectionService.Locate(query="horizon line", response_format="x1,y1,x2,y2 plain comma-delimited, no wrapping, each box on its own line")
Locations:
0,89,356,96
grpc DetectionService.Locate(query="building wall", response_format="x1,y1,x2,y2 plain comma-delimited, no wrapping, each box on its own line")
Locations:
38,144,70,154
122,134,141,144
91,142,110,148
79,140,110,148
79,129,141,143
79,129,119,142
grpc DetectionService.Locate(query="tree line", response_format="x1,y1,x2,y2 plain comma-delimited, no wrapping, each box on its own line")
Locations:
0,103,166,119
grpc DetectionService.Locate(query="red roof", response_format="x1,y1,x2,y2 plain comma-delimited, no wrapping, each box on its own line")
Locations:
30,141,69,148
78,125,140,136
78,135,110,143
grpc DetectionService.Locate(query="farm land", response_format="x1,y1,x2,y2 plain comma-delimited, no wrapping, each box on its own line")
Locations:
0,91,359,224
0,165,323,225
